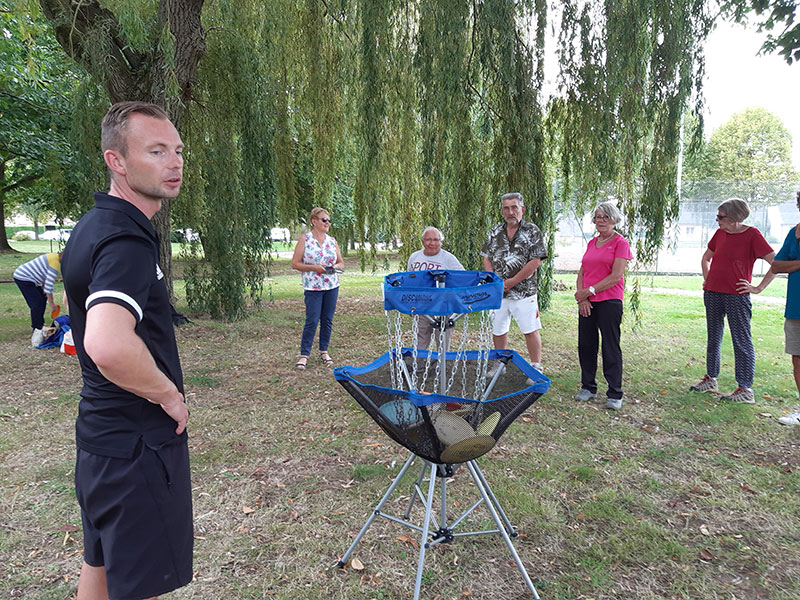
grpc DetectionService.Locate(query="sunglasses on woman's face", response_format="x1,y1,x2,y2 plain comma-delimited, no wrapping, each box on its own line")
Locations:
319,218,331,223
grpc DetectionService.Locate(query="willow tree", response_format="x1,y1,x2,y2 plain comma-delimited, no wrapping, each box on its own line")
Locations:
177,0,276,319
37,0,205,298
30,0,719,318
303,1,711,309
34,0,277,318
552,0,710,256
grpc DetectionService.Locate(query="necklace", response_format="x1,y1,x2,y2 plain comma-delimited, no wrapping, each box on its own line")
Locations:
596,231,615,244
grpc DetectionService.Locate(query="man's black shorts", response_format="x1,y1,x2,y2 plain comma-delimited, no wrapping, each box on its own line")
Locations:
76,438,193,599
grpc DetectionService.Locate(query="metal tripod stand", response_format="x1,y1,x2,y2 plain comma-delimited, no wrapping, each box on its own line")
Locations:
336,452,542,600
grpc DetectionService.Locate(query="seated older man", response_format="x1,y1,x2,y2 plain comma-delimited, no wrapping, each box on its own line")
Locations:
406,226,465,351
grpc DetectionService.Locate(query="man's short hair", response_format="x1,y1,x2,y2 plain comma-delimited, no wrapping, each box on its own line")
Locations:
718,197,750,223
421,226,444,243
101,101,170,156
500,192,524,208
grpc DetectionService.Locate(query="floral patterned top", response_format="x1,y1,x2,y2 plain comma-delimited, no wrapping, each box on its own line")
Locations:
480,220,547,300
301,232,340,291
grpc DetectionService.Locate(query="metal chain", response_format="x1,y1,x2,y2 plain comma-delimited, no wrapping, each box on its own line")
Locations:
385,311,397,390
418,317,434,393
473,310,492,399
460,316,470,398
410,314,419,391
445,315,469,396
394,311,406,390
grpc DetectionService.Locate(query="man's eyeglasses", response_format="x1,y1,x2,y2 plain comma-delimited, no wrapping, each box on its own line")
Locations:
422,238,441,242
319,218,331,223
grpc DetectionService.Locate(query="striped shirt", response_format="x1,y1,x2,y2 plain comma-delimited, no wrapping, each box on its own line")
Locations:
13,253,60,294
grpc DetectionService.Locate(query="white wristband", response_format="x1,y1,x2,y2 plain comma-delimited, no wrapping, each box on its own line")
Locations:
588,286,596,296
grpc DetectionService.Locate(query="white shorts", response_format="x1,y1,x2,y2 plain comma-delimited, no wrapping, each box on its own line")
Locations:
491,295,541,336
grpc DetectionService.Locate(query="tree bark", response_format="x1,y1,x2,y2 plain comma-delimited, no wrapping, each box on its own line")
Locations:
0,161,12,252
39,0,206,298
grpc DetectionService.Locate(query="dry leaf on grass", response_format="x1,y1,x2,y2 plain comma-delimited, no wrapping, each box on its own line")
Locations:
396,534,419,548
740,483,758,494
699,548,715,561
242,505,255,514
350,557,364,570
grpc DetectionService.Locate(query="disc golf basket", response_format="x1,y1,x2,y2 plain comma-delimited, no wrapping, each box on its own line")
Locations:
334,270,550,599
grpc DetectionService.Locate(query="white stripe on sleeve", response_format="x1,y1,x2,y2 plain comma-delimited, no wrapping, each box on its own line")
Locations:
86,291,144,322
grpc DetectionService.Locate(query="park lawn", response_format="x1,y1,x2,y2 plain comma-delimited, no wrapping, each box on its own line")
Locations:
0,258,798,599
554,272,788,299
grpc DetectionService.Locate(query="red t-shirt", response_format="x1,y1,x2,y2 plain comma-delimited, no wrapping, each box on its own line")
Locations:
704,227,773,294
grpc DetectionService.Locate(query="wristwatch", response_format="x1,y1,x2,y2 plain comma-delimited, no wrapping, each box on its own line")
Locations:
588,286,596,296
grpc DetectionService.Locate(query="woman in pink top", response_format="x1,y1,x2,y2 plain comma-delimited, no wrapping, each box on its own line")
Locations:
689,198,775,403
573,202,633,410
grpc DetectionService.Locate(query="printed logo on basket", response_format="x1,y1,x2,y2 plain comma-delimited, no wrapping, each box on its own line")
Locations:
460,291,491,304
401,293,433,304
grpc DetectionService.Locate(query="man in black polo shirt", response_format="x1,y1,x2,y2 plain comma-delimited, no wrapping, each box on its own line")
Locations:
62,101,192,599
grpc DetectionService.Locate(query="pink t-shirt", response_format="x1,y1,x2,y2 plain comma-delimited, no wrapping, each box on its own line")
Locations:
704,227,773,294
581,234,633,301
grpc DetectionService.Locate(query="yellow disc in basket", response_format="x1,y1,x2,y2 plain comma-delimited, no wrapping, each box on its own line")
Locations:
432,411,474,446
476,411,501,436
439,435,496,463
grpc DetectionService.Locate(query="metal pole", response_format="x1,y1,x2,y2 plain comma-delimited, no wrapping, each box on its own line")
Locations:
413,462,438,600
337,453,417,567
466,461,541,599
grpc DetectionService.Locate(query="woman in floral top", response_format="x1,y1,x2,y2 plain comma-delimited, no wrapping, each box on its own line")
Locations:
291,207,345,370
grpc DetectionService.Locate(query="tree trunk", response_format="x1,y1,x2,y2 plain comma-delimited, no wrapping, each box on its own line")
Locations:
39,0,206,296
0,161,13,253
151,206,175,300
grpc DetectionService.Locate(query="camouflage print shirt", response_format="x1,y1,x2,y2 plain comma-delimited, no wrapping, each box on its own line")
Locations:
480,220,547,300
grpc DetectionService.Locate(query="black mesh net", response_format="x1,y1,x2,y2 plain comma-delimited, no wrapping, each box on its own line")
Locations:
336,353,544,464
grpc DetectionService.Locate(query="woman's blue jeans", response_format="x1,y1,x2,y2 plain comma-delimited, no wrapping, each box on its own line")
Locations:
300,287,339,356
15,278,46,329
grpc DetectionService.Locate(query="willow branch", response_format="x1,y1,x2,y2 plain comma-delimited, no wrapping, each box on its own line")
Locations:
319,0,353,44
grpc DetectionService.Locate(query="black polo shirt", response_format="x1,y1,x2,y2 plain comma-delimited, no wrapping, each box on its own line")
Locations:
62,193,185,459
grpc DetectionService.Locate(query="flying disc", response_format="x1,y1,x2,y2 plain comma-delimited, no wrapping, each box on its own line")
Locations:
379,398,422,426
439,435,496,463
432,411,473,446
475,411,500,436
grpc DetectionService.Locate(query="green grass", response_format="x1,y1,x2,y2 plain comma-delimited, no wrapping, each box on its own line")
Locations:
555,271,788,298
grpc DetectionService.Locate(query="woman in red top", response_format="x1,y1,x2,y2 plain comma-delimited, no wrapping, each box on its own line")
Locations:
574,202,633,410
689,198,776,403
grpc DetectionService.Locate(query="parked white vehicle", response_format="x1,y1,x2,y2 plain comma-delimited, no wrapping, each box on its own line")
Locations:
39,229,72,241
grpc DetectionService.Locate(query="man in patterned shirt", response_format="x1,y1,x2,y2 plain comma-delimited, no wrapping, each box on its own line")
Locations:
481,192,548,371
